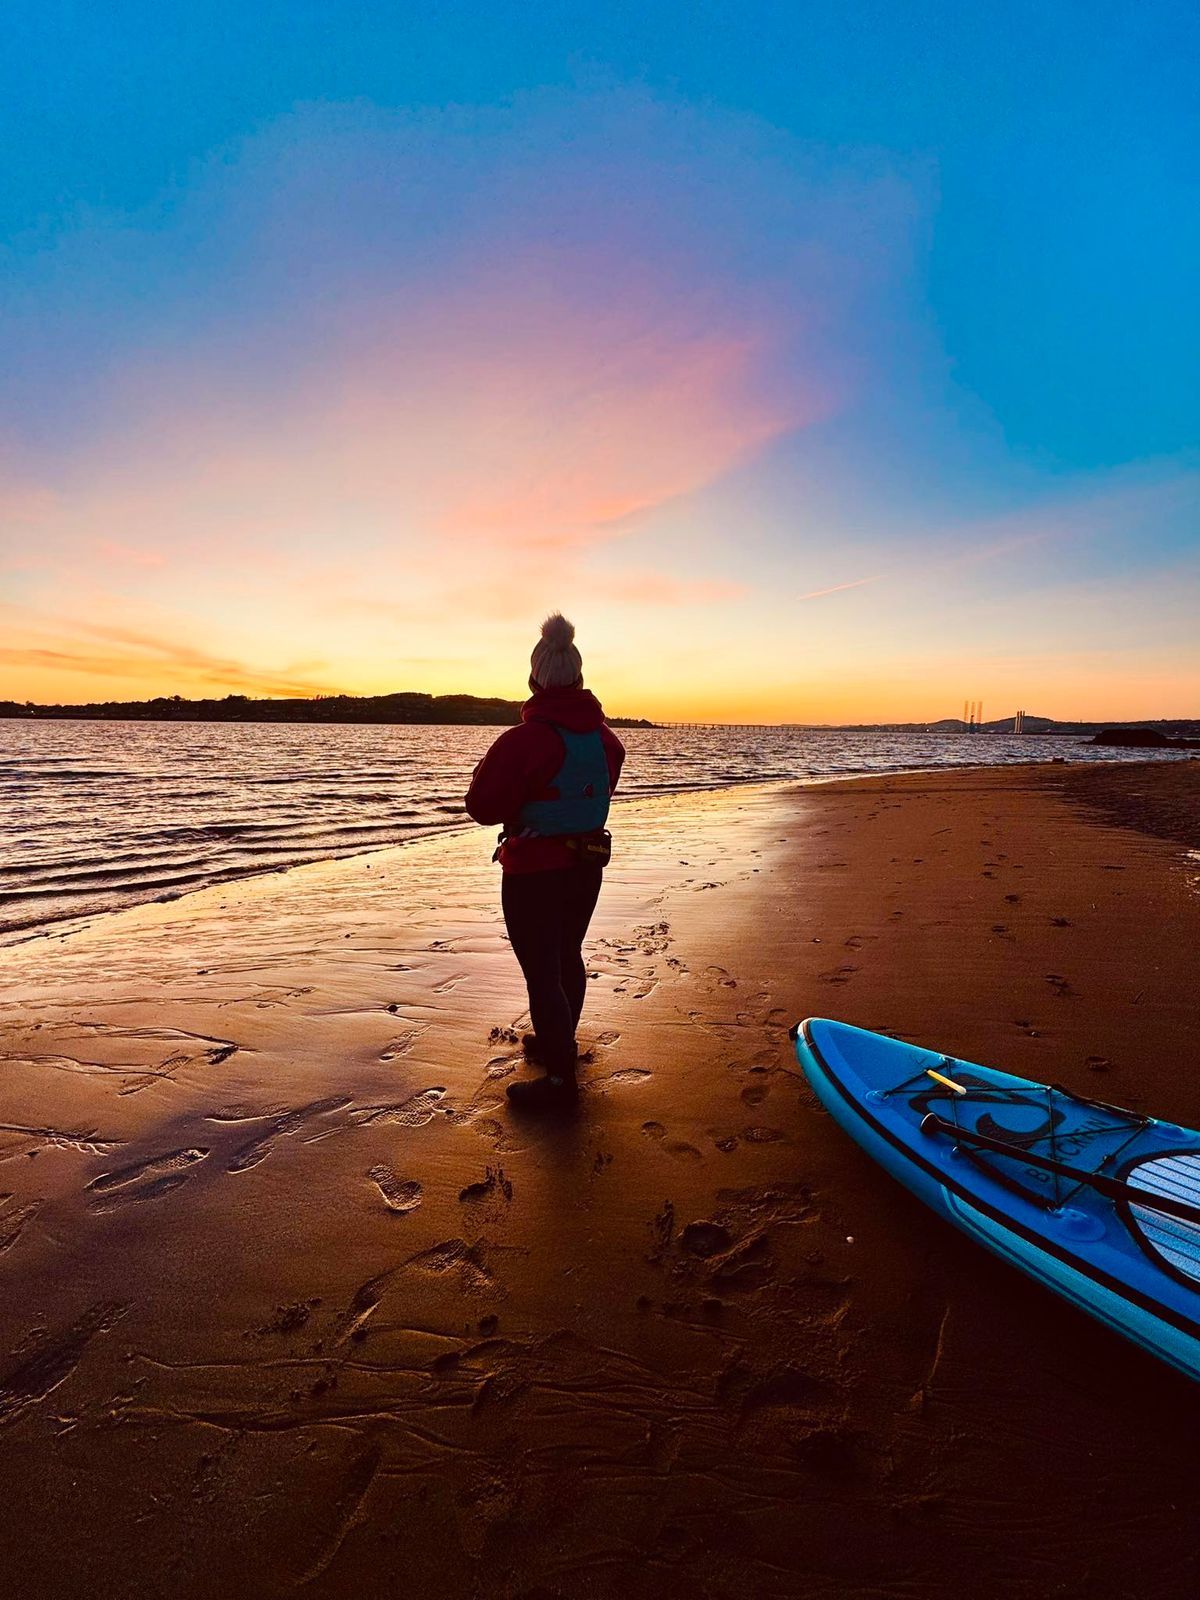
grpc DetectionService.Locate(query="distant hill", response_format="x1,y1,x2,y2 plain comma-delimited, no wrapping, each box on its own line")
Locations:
0,692,654,729
2,697,1194,737
927,715,1200,738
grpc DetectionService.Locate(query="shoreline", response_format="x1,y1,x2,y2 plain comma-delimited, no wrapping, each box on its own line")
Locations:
1,762,1198,1596
0,770,964,950
8,752,1195,952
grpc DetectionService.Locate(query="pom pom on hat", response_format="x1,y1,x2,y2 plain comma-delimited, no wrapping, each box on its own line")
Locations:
530,612,583,690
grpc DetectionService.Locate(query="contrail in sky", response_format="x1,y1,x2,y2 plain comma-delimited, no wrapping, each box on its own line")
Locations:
797,574,884,601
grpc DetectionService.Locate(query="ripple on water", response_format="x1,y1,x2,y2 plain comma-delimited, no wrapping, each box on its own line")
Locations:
2,720,1191,940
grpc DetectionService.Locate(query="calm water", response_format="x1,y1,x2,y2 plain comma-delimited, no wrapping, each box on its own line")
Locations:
0,720,1189,942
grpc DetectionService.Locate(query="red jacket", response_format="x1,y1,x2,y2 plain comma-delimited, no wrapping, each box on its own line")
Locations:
465,687,626,873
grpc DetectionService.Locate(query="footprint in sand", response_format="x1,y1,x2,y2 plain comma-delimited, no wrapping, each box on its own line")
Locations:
252,1298,321,1337
87,1147,209,1211
712,1240,774,1290
208,1103,281,1122
818,965,858,986
0,1302,129,1426
459,1167,513,1205
615,977,658,1000
0,1197,43,1255
379,1028,425,1061
227,1097,352,1170
338,1270,393,1342
640,1122,701,1161
369,1166,422,1214
469,1115,536,1157
351,1088,447,1131
592,1068,652,1093
705,966,738,989
740,1083,769,1107
681,1221,733,1258
651,1201,675,1252
404,1238,494,1293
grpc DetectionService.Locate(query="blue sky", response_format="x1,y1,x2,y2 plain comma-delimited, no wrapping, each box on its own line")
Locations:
2,3,1196,718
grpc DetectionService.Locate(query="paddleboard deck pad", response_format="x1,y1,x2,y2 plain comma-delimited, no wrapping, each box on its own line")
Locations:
793,1017,1200,1381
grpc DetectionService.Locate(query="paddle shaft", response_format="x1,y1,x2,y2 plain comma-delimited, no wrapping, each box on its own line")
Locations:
920,1113,1200,1227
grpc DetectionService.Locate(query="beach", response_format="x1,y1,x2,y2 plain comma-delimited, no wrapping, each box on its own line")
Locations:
1,759,1198,1599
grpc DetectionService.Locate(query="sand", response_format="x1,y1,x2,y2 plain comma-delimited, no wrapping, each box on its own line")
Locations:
1,760,1198,1599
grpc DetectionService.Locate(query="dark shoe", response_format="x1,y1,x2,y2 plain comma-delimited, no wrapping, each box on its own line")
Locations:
521,1032,546,1065
506,1073,579,1111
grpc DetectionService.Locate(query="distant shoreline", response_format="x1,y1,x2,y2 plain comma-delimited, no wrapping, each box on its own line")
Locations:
1,694,1195,737
0,691,654,730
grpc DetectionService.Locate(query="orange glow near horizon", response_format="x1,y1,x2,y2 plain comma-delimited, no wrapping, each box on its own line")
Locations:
5,596,1197,726
2,96,1197,726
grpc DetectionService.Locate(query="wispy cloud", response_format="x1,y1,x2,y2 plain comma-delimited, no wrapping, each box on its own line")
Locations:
797,574,885,601
0,608,341,699
0,645,339,698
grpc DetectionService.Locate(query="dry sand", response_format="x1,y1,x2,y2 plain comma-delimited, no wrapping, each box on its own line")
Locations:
1,760,1198,1599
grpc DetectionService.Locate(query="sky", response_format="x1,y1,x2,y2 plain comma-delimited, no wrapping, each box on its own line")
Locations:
1,2,1196,723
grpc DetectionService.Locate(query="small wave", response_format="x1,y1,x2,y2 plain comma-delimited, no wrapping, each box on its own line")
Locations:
0,863,219,904
1,720,1178,939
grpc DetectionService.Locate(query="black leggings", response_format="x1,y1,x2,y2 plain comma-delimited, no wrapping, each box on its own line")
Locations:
501,865,604,1076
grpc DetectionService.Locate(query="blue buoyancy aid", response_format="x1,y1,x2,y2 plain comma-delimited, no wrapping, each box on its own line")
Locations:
517,726,611,836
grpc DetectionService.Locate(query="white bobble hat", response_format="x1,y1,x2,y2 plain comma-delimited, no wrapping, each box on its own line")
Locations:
530,613,583,690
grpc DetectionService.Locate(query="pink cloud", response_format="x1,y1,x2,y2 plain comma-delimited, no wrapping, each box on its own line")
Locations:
94,540,166,569
0,92,921,702
14,240,826,631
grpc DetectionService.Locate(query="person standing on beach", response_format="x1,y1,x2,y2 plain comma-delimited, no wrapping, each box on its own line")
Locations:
465,615,625,1110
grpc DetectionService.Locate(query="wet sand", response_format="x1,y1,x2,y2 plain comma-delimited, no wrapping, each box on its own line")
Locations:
1,761,1198,1599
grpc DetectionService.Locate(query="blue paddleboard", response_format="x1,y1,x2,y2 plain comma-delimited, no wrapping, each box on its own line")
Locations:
793,1017,1200,1381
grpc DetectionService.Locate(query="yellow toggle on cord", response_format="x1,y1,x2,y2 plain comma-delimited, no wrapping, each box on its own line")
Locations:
926,1067,967,1095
